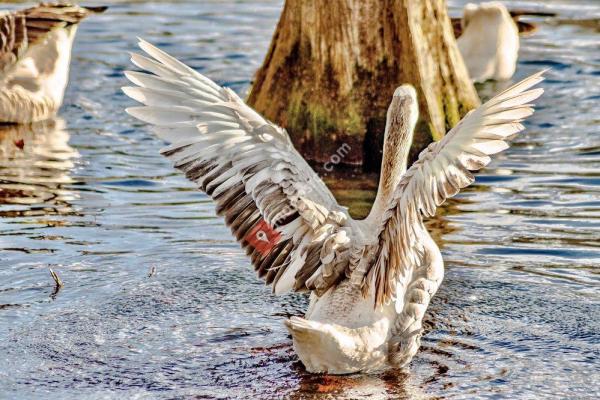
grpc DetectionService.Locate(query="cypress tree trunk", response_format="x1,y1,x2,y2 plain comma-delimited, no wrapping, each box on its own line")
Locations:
247,0,480,170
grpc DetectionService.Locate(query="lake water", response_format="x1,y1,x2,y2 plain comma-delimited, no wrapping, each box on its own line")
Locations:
0,1,598,399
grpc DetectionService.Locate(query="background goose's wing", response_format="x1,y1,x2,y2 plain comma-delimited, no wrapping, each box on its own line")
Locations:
350,70,547,306
124,39,353,295
0,10,27,74
0,3,106,74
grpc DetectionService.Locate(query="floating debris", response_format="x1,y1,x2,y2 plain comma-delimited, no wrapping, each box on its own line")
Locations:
49,268,63,299
49,268,63,288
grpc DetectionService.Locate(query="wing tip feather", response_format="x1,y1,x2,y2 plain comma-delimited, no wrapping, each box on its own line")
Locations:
122,86,145,104
124,106,143,119
123,70,139,84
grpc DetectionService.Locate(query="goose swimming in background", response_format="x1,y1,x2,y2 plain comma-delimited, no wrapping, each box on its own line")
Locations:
457,2,520,83
0,3,106,123
123,39,545,374
451,4,555,38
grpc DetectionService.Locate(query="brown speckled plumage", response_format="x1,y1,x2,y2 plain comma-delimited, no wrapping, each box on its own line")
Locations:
0,3,106,73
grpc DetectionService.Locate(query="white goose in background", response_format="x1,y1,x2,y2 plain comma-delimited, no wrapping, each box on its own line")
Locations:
123,39,545,374
457,2,520,82
0,3,106,123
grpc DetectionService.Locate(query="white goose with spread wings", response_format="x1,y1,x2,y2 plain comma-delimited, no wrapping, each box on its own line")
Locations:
123,39,545,374
0,3,106,123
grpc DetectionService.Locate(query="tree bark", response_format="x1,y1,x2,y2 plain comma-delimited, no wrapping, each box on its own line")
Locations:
247,0,480,171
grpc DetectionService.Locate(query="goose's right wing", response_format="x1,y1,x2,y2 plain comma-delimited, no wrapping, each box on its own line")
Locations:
124,39,354,296
351,70,547,306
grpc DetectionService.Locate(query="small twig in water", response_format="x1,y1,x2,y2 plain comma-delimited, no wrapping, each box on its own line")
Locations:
148,265,157,278
49,268,63,298
49,268,63,287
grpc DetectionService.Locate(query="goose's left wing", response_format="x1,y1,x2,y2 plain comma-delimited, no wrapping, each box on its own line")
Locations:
124,39,353,295
351,70,547,306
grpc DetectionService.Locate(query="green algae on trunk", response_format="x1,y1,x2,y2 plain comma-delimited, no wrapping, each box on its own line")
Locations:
247,0,480,171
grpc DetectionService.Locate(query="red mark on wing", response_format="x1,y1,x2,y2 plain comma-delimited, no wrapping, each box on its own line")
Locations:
246,219,281,256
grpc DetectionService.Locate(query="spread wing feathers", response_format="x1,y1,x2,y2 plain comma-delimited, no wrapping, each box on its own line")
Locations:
0,3,106,73
351,70,547,306
123,39,353,295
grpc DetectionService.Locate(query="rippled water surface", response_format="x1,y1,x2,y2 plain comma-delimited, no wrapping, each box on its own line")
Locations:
0,1,599,398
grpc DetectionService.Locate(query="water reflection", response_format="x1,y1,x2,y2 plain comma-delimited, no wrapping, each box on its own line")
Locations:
290,370,426,399
0,118,79,215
